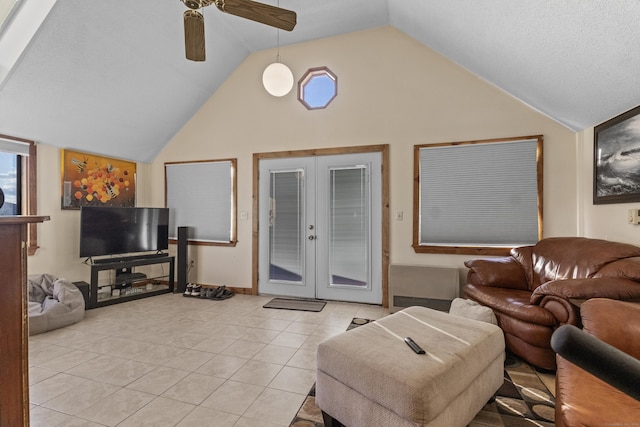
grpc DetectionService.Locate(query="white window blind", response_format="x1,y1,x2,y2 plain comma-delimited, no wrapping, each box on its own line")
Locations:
328,165,369,286
268,169,304,280
418,137,541,248
0,136,30,156
165,160,235,243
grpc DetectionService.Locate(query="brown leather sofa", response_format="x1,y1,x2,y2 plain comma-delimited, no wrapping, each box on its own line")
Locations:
463,237,640,369
553,298,640,426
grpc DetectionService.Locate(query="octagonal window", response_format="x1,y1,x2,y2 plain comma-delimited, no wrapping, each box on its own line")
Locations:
298,66,337,110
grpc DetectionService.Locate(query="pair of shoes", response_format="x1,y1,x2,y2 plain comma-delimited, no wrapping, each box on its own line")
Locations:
191,285,202,297
183,283,194,297
209,285,234,300
207,285,225,299
201,288,216,299
217,289,234,300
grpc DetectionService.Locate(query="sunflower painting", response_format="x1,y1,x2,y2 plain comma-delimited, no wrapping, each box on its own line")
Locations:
61,149,136,209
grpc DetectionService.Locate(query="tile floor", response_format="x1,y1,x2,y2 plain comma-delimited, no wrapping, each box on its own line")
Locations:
28,293,389,427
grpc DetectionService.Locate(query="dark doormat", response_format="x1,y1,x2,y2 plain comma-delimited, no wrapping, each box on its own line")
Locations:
263,298,326,312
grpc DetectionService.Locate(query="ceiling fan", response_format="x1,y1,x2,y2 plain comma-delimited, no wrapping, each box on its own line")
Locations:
181,0,297,61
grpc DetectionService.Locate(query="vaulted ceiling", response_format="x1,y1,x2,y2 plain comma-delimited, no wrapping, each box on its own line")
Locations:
0,0,638,162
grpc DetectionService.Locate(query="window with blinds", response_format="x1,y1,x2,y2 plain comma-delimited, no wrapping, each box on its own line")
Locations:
413,135,543,255
0,151,19,215
165,159,237,245
0,134,39,254
0,136,31,216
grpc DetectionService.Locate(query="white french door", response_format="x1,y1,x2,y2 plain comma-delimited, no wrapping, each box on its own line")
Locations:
258,152,382,304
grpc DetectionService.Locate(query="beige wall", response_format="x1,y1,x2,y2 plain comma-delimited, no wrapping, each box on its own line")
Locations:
27,144,153,281
577,127,640,244
147,26,578,289
32,26,618,289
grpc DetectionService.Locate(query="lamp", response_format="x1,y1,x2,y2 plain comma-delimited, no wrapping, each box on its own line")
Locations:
262,1,293,97
263,62,293,97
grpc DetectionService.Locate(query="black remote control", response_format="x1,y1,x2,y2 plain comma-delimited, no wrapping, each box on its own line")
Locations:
404,337,425,354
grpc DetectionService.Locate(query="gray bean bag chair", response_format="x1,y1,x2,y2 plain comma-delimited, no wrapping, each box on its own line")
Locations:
28,274,85,335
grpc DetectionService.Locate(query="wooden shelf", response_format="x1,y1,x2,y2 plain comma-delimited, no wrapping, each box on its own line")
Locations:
87,255,174,308
0,215,49,426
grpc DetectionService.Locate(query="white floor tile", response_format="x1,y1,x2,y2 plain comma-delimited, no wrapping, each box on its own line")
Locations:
162,348,216,372
197,354,248,379
30,373,90,405
252,344,297,365
221,339,266,359
28,293,384,427
29,367,60,386
126,366,190,395
285,348,317,371
41,378,119,415
162,373,225,405
268,366,316,395
176,406,239,427
243,387,307,426
76,388,154,426
269,332,308,349
36,349,100,372
200,380,264,416
116,396,195,427
230,360,283,387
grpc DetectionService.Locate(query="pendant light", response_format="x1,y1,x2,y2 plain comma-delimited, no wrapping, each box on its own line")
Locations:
262,1,293,97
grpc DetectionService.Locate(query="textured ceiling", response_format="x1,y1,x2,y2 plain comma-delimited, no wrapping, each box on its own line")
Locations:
0,0,639,162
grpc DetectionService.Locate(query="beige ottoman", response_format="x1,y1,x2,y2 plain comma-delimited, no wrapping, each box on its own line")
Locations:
316,306,505,427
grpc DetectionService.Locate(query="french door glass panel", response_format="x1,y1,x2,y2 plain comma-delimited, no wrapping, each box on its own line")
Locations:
259,157,315,299
269,169,304,283
315,152,381,304
328,166,369,288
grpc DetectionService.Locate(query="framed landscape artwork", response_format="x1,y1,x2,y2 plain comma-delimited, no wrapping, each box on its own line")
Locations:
61,149,136,209
594,105,640,204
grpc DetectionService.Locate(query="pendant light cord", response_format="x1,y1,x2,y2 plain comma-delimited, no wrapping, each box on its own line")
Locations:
276,0,281,63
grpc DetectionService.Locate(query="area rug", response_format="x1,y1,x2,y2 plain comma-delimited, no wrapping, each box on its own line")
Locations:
263,298,326,312
291,318,555,427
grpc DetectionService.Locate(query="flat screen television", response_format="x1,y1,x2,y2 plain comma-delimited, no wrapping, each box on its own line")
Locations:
79,206,169,258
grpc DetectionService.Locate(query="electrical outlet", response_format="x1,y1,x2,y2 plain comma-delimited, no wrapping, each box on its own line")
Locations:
628,209,640,224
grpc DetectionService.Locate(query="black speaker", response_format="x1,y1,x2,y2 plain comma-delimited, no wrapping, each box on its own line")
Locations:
177,226,190,293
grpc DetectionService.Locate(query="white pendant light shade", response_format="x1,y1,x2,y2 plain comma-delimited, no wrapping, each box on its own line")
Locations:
262,62,294,97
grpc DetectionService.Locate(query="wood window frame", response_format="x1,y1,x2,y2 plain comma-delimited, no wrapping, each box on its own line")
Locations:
413,135,543,256
0,134,38,255
165,158,238,246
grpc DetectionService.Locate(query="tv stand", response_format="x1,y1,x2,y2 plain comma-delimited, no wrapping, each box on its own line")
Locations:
92,252,168,264
86,255,174,308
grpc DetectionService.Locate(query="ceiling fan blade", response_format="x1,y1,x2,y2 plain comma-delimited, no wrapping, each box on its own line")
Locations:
216,0,296,31
184,10,206,61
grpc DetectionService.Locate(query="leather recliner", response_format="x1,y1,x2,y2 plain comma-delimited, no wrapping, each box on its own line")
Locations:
552,298,640,426
463,237,640,369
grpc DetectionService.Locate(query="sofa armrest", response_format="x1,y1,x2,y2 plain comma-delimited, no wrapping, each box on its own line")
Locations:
551,324,640,402
581,298,640,358
530,277,640,304
533,295,580,325
464,257,529,290
594,256,640,280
